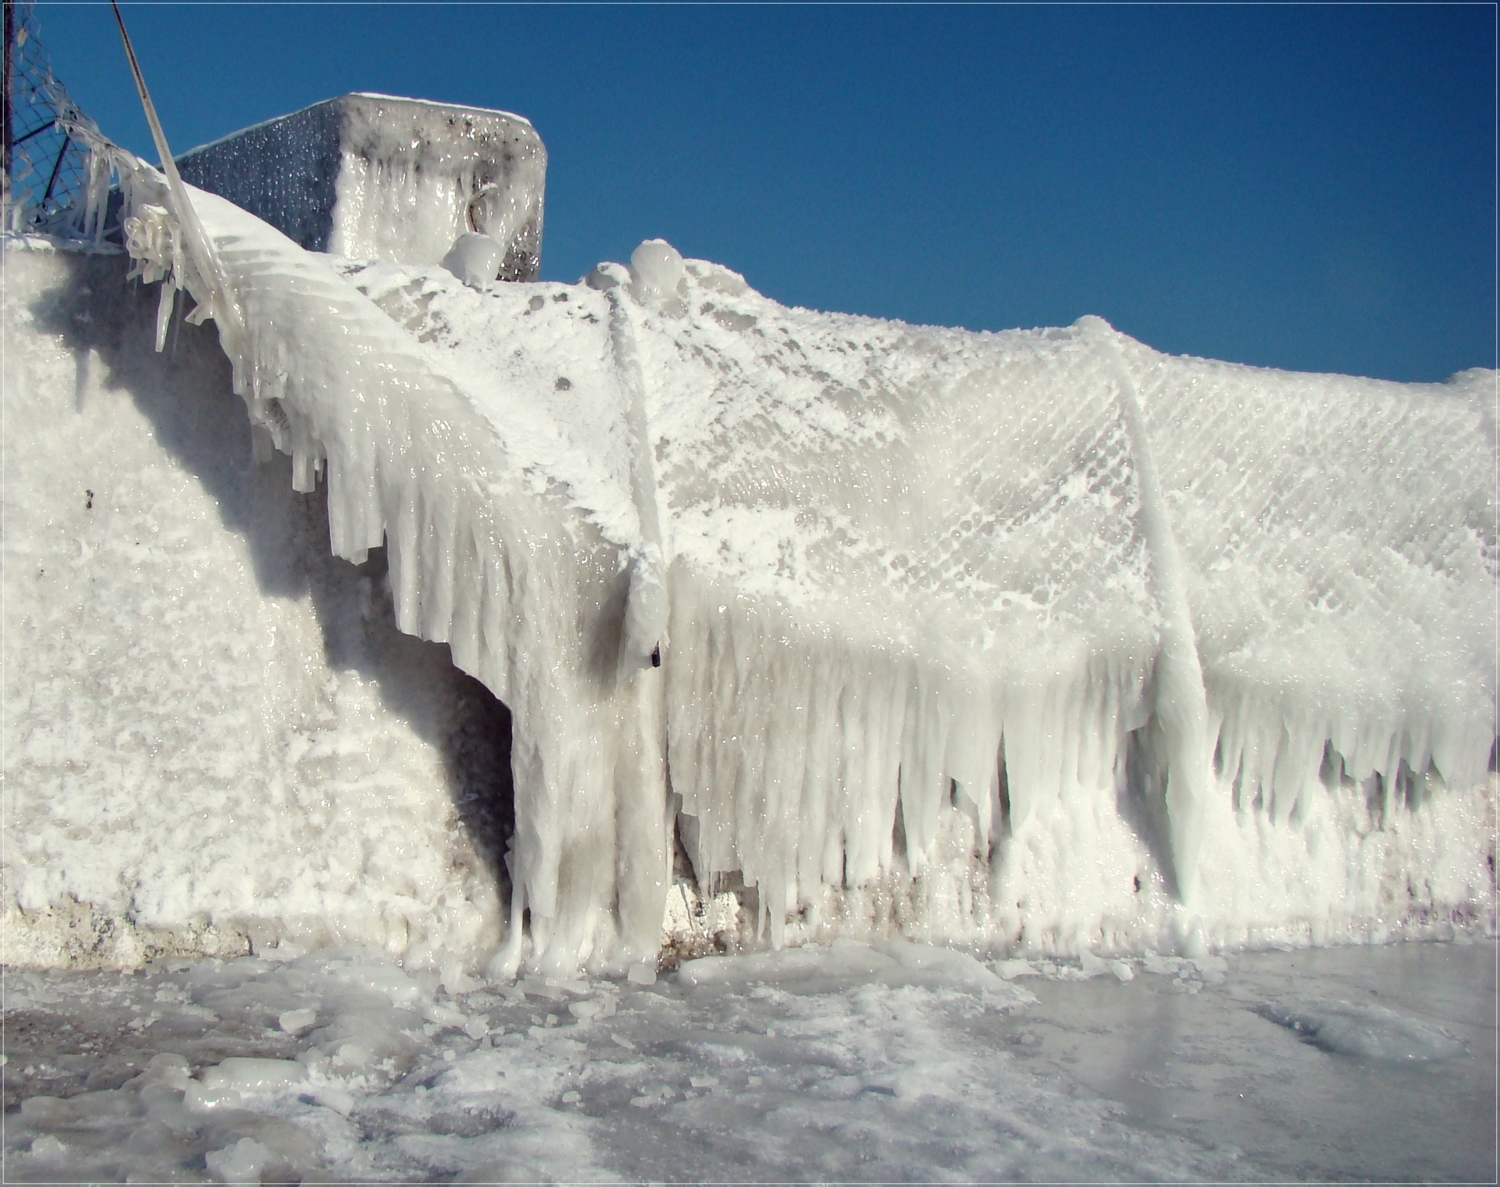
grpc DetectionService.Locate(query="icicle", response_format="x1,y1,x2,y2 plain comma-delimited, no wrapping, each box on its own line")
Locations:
1092,319,1211,904
154,280,176,353
604,259,668,673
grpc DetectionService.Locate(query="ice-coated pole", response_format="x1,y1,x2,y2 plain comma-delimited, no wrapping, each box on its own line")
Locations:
107,0,177,192
1088,317,1210,906
108,0,243,346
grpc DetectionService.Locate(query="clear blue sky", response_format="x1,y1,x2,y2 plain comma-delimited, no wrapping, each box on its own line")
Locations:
32,2,1498,382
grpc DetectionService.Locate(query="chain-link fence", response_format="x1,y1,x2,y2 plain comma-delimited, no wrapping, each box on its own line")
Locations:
3,0,108,232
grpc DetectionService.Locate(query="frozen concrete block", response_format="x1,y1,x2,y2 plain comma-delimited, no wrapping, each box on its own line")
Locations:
177,92,545,278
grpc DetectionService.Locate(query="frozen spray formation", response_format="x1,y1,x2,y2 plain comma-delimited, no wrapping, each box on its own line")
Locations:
3,129,1494,976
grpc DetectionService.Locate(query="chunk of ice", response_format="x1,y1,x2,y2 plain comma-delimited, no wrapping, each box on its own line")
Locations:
1256,1000,1469,1063
200,1057,307,1095
278,1007,317,1034
205,1137,271,1185
442,232,502,288
629,238,685,306
627,962,658,986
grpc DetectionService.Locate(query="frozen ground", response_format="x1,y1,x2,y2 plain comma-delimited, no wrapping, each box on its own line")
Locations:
2,938,1493,1182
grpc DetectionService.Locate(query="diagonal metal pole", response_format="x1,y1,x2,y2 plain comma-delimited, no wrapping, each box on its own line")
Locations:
109,0,243,345
108,0,185,200
38,128,66,209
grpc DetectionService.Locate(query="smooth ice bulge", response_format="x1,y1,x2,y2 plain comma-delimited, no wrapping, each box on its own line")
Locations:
1256,1000,1470,1063
629,238,685,307
442,232,503,287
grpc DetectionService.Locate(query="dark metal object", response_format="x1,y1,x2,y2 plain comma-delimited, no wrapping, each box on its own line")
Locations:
3,0,16,205
2,0,105,228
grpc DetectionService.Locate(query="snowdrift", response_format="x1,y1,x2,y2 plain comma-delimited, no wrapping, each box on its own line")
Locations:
3,145,1493,976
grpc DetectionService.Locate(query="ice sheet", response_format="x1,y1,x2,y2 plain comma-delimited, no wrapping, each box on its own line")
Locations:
1,941,1493,1181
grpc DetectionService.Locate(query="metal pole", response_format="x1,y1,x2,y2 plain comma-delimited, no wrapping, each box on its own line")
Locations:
38,128,65,210
109,0,244,345
3,0,16,211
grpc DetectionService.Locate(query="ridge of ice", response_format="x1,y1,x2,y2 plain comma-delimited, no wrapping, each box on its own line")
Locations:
1255,999,1470,1063
351,91,534,127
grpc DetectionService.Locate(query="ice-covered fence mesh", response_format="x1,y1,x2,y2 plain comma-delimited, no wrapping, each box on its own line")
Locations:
1132,349,1495,801
24,92,1492,968
3,0,106,232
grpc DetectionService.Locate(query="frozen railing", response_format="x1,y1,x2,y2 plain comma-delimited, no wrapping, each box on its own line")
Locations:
1,0,112,235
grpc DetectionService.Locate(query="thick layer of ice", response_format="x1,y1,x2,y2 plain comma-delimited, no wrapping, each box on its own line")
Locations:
1,242,507,968
6,130,1494,973
1133,351,1495,803
98,159,671,978
330,95,545,274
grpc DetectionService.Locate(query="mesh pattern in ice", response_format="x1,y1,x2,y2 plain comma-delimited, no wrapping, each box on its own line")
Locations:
1131,345,1495,811
93,145,1495,969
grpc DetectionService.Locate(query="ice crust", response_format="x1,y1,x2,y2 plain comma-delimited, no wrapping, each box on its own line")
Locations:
2,242,511,969
5,132,1495,975
2,942,1495,1182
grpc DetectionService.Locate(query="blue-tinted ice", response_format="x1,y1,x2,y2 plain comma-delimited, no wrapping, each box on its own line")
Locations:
2,940,1493,1182
1256,998,1469,1063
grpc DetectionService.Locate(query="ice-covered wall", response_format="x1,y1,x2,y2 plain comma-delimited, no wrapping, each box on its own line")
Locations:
1,241,513,970
5,136,1494,976
176,94,545,279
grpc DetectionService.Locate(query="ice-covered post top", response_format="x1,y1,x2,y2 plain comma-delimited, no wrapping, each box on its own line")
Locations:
176,93,546,279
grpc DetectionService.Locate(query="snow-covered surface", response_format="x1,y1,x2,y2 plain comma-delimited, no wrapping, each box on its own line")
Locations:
2,240,509,968
1,940,1493,1181
177,93,546,279
3,129,1495,977
336,239,1495,961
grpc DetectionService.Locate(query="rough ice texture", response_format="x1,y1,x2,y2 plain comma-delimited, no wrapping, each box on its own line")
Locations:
2,241,510,970
176,93,545,279
4,142,1494,974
